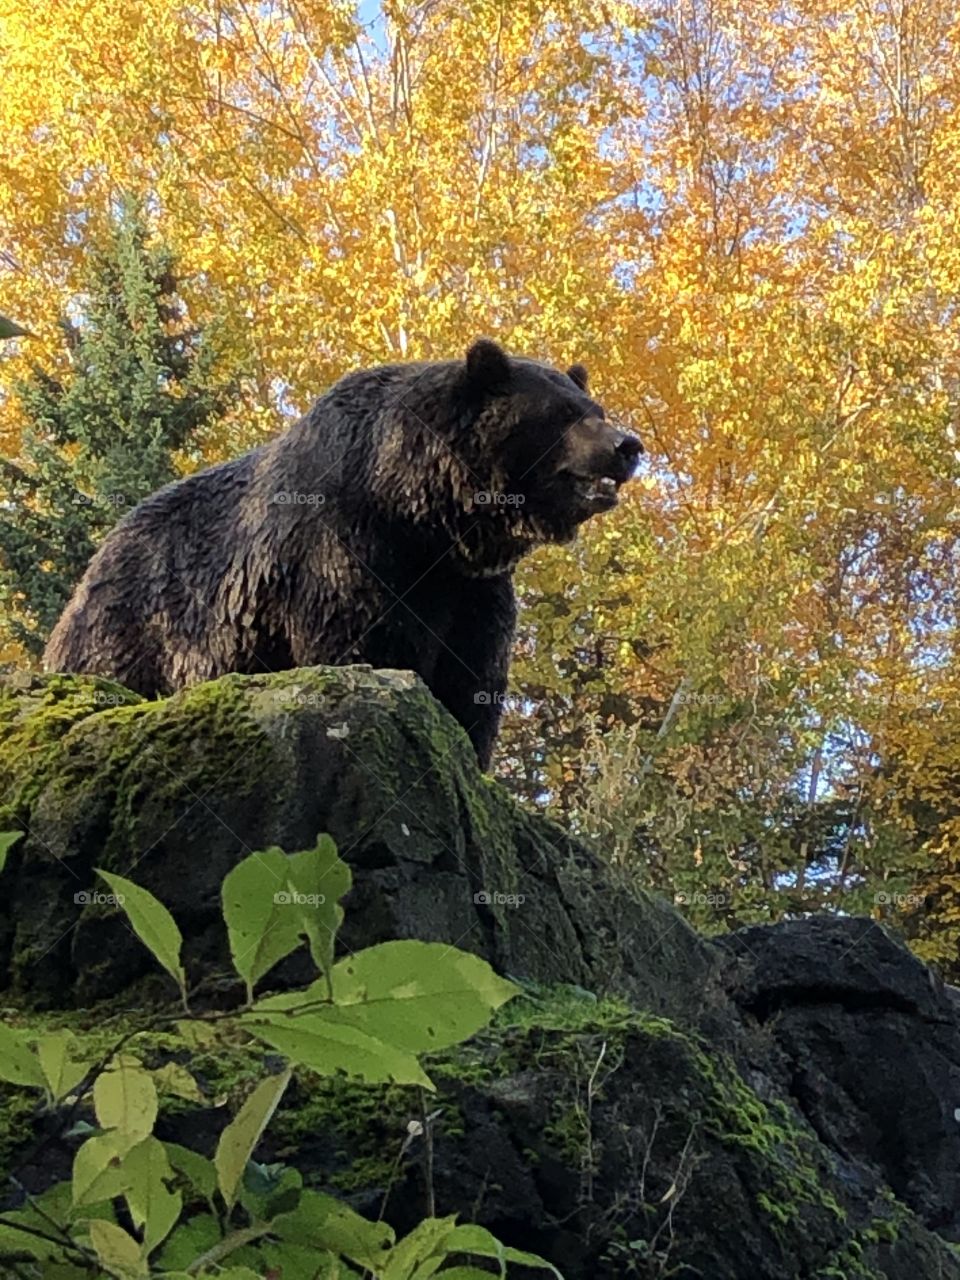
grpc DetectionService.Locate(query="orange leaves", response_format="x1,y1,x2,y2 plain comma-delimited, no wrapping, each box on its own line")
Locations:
2,0,960,940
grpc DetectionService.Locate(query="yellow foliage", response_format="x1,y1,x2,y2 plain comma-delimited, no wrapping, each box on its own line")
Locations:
2,0,960,962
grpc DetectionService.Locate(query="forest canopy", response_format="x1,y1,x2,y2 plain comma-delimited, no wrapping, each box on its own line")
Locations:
1,0,958,968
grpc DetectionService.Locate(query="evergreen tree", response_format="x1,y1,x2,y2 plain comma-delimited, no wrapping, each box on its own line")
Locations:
0,204,238,657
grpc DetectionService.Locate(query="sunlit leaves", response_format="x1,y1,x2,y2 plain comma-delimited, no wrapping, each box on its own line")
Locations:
2,0,960,953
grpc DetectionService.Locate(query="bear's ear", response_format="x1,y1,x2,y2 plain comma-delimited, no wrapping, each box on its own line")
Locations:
567,363,589,392
465,338,511,392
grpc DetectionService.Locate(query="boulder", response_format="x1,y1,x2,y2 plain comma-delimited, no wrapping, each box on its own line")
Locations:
2,669,959,1279
0,668,709,1016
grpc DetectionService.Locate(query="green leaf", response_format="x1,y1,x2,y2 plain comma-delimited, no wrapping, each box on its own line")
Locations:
286,834,352,975
123,1136,182,1252
242,1011,434,1088
174,1020,220,1049
95,869,186,999
0,314,32,339
12,1187,113,1271
330,942,518,1049
0,1023,45,1088
150,1061,204,1102
86,1218,146,1278
432,1270,500,1279
441,1223,564,1275
221,848,310,997
164,1142,218,1202
206,1270,263,1280
248,975,330,1013
0,1208,65,1261
214,1068,291,1209
251,942,518,1067
437,1224,505,1275
0,829,23,872
154,1213,219,1271
73,1132,133,1206
258,1243,360,1279
272,1189,394,1270
148,1272,255,1280
406,1259,446,1280
372,1218,564,1280
221,838,352,998
32,1266,92,1280
94,1059,157,1143
259,1244,363,1274
380,1217,459,1280
238,1160,302,1220
36,1030,90,1103
500,1246,564,1274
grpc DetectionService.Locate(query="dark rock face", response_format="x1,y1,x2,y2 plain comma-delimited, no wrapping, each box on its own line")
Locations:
719,918,960,1239
2,669,960,1278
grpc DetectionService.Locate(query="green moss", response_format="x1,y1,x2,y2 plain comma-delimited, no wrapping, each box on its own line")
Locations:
0,673,276,867
0,986,938,1280
816,1191,960,1280
436,988,844,1239
0,674,143,828
542,1104,589,1165
0,1086,39,1172
696,1057,845,1228
818,1204,906,1278
271,1074,411,1192
479,987,841,1236
461,788,526,925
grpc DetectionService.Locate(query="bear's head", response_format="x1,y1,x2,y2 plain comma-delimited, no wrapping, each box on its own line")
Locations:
441,339,642,572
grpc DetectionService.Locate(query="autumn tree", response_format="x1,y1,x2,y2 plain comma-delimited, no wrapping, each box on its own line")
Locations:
1,0,960,963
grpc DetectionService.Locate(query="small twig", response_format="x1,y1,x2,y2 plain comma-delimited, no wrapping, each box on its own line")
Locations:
420,1089,436,1219
0,1210,92,1266
638,1102,663,1203
186,1223,272,1274
469,1167,491,1224
583,1040,607,1203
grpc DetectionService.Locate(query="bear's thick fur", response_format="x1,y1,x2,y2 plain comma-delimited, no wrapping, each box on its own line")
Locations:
44,340,641,766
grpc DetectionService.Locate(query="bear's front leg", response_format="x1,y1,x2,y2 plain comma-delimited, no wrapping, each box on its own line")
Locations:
430,574,517,771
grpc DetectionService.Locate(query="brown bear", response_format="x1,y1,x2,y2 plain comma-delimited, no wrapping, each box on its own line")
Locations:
43,339,641,767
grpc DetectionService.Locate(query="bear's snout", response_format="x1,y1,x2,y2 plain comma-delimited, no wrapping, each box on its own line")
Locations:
614,430,643,466
593,424,643,486
553,419,643,521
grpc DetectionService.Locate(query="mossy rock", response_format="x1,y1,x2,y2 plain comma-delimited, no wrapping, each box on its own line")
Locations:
4,669,960,1277
3,989,956,1280
0,668,712,1016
